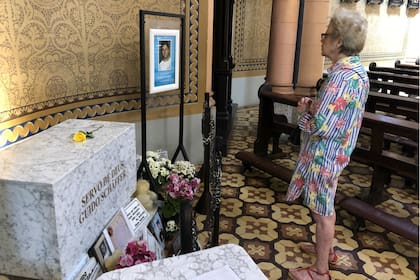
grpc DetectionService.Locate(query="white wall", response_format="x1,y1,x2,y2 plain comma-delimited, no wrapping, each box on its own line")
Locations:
231,76,265,107
135,113,204,164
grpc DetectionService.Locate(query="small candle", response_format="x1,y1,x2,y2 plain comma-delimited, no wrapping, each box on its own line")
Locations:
104,249,123,271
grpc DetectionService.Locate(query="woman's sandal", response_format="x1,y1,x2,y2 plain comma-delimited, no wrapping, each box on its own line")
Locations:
299,243,338,265
288,266,331,280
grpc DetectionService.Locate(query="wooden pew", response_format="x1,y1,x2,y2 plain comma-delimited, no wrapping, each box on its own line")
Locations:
395,60,420,71
368,62,419,97
365,81,419,155
352,112,418,203
369,62,419,77
253,84,418,155
366,91,419,121
252,84,300,156
369,79,419,96
365,91,418,158
368,70,419,86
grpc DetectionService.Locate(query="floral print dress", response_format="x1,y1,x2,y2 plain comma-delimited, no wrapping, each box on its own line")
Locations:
285,56,369,216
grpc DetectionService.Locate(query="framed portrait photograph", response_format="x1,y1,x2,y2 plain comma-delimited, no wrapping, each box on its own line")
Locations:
149,29,180,94
89,234,112,271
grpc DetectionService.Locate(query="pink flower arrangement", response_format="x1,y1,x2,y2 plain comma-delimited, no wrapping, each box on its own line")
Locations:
166,173,200,201
116,240,156,268
160,160,200,219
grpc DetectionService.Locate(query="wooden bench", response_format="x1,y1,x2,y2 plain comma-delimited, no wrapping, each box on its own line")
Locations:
254,84,418,153
368,70,419,86
395,59,420,71
366,91,419,121
369,79,419,96
235,151,294,182
352,112,418,203
252,84,300,156
364,91,419,157
369,62,419,77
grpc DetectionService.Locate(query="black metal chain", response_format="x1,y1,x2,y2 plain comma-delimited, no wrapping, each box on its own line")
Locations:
205,138,222,248
202,120,215,145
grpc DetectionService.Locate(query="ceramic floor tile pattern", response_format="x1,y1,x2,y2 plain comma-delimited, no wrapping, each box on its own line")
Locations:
196,106,419,280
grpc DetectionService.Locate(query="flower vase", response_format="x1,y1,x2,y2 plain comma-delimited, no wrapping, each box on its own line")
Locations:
179,200,193,254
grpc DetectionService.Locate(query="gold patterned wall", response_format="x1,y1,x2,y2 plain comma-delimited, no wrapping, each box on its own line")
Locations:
232,0,272,77
0,0,204,149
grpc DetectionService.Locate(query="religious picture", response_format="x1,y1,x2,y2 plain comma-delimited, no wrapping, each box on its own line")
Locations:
149,29,180,94
147,212,165,248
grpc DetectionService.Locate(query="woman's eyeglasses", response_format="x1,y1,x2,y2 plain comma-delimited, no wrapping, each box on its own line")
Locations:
321,33,332,39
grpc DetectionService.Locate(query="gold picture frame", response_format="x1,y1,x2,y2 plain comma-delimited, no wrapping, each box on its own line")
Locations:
89,234,112,271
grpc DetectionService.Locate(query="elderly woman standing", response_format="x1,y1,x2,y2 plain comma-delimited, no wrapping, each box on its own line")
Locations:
287,8,369,280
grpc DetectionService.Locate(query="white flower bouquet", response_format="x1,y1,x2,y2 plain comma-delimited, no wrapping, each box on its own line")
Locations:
145,151,200,219
146,151,172,187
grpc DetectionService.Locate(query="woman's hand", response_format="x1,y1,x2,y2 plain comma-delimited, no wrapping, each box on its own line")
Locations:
297,97,313,114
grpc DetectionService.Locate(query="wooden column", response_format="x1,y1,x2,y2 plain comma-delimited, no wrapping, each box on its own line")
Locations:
266,0,300,94
295,0,329,96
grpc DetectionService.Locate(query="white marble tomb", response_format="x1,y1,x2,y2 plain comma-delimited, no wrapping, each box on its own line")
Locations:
0,119,137,280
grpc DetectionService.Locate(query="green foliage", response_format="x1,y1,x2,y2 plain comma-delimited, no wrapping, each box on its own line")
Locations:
162,196,181,219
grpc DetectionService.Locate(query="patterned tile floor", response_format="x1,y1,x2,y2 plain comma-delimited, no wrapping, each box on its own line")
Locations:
196,106,419,280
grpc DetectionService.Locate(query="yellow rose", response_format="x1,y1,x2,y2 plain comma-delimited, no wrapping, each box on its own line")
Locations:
73,131,87,142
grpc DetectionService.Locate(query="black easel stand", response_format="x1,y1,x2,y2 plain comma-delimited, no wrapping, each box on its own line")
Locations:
136,10,156,191
136,75,156,189
171,14,188,163
171,83,189,162
137,10,187,191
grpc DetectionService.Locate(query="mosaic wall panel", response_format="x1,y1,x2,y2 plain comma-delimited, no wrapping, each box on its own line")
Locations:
0,0,201,149
232,0,272,74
